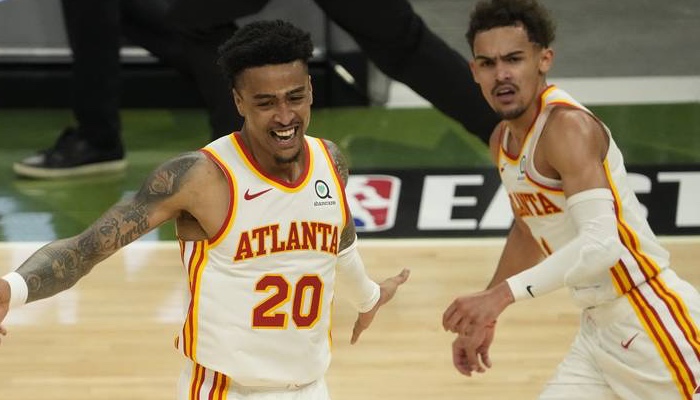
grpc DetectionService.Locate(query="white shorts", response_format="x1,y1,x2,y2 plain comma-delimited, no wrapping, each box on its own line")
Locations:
540,269,700,400
177,359,330,400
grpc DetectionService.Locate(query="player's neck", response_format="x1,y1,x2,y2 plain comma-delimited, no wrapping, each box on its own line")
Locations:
504,82,549,142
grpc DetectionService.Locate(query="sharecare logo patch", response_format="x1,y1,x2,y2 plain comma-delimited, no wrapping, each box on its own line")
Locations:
346,175,401,232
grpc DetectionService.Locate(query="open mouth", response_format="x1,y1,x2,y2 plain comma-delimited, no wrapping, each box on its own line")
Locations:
494,86,516,98
270,126,297,144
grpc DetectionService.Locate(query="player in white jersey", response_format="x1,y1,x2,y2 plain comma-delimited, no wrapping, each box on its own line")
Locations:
0,20,409,400
442,1,700,399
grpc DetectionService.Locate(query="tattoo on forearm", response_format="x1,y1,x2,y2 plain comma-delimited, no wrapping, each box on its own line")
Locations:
21,240,87,302
18,153,200,303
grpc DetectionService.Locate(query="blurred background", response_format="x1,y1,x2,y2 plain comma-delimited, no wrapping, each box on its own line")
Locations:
0,0,699,241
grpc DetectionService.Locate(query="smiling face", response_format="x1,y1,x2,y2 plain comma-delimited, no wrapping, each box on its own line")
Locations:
470,24,553,123
233,60,313,173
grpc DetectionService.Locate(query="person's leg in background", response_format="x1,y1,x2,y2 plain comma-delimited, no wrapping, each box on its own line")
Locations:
165,0,269,140
174,22,242,140
313,0,499,143
120,0,189,72
123,0,245,140
119,0,231,142
13,0,127,179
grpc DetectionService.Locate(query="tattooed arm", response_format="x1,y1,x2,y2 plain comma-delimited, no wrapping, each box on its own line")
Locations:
9,152,203,303
323,139,356,253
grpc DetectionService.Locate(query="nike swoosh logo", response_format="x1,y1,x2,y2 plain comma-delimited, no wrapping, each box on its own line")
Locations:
621,332,639,349
243,188,273,200
526,285,535,298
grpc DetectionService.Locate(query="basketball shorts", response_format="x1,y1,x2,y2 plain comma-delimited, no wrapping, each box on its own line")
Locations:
177,359,330,400
539,269,700,400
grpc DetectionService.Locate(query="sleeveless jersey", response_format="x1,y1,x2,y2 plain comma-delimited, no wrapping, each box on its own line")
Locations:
498,86,670,307
175,133,350,386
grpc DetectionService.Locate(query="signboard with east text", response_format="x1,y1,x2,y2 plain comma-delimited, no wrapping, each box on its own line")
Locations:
347,166,700,238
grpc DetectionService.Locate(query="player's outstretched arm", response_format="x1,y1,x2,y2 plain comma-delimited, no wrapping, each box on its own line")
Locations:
351,268,410,344
322,138,411,343
0,152,205,339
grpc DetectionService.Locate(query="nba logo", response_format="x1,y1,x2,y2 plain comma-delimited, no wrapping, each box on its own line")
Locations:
346,175,401,232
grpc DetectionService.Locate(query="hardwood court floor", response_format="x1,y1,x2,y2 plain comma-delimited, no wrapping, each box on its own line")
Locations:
0,237,698,400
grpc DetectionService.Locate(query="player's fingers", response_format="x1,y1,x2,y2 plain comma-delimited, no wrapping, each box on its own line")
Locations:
442,303,456,330
452,338,473,376
443,302,468,332
394,268,410,284
480,347,492,369
444,312,464,333
465,349,482,374
463,334,485,373
473,348,487,373
350,318,364,344
0,324,6,336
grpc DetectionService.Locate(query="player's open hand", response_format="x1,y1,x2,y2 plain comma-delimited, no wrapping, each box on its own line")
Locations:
351,268,410,344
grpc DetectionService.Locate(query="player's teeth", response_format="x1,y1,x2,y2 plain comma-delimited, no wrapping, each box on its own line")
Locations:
275,128,294,138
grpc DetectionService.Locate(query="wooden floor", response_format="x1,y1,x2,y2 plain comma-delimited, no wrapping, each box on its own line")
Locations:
1,237,699,400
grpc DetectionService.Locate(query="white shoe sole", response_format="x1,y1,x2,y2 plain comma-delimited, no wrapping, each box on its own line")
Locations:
13,159,128,179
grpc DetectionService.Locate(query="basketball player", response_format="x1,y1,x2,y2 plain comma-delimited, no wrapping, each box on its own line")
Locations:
441,1,700,399
0,20,409,399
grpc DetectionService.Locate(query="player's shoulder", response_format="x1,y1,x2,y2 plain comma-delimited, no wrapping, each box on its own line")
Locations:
542,106,608,157
319,137,339,151
318,138,348,183
167,150,211,170
546,105,598,132
155,150,225,186
318,138,343,163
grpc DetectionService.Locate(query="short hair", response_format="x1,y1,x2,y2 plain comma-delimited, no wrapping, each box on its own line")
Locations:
466,0,556,51
218,20,314,89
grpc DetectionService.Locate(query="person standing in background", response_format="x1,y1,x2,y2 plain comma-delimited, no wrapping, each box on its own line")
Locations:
442,0,700,398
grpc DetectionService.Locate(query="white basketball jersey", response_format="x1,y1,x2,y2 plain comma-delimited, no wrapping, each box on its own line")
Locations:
498,86,670,307
175,133,350,386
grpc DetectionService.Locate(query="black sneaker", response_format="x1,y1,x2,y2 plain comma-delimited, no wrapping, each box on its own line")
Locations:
13,128,128,179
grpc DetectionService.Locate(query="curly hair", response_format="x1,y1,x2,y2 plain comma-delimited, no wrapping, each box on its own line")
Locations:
466,0,556,51
218,20,314,89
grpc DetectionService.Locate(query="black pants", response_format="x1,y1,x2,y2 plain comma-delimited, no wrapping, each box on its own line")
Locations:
64,0,498,147
167,0,499,143
61,0,241,148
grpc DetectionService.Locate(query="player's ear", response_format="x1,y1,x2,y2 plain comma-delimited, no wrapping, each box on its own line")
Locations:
233,88,245,117
539,47,554,74
308,76,313,106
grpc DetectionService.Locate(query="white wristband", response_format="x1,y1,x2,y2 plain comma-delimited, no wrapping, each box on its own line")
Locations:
337,239,380,312
2,272,29,309
505,274,532,302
